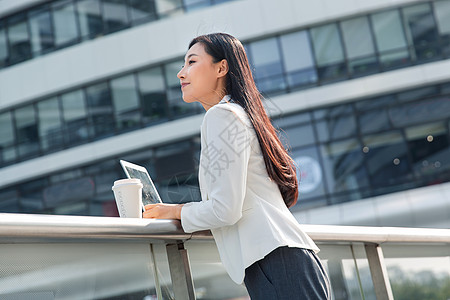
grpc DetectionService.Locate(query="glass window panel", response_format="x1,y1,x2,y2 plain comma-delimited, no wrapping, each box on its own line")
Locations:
7,14,32,64
371,10,410,68
389,97,450,128
280,31,317,87
37,97,64,151
406,122,450,185
29,6,54,56
111,74,139,113
19,178,47,212
184,0,210,12
310,24,344,66
111,74,140,131
397,86,438,103
318,114,357,141
86,82,114,137
434,0,450,35
0,21,8,67
0,111,15,147
155,0,183,18
249,37,283,79
14,105,40,157
359,109,391,134
341,16,378,75
320,138,368,194
164,60,197,117
129,0,158,23
355,94,396,112
292,146,327,203
310,24,346,81
138,67,168,123
402,3,440,61
102,0,130,33
279,123,316,150
273,112,311,128
61,90,90,144
52,0,79,46
363,131,413,194
77,0,103,39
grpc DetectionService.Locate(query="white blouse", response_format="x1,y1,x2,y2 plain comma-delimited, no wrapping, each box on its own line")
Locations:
181,95,319,284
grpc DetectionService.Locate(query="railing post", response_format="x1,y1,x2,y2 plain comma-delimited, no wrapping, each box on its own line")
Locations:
365,243,394,300
166,242,196,300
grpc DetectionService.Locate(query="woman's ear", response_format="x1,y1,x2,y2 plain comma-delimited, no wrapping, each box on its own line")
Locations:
217,59,229,78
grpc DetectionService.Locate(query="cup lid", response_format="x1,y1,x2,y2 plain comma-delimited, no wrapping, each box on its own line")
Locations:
112,178,142,186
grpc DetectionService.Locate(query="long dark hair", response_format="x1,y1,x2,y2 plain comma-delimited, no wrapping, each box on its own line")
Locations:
189,33,298,208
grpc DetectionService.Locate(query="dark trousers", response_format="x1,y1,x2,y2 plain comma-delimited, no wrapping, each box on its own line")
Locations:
244,246,331,299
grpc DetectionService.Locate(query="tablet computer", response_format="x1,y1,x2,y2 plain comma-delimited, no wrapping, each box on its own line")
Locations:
119,160,162,208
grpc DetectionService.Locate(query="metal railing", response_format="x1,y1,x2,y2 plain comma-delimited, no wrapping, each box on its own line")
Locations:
1,213,449,300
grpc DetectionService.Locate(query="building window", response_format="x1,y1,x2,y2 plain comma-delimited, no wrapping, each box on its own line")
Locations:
28,5,54,56
85,82,115,138
341,16,378,76
111,74,141,131
14,105,40,158
310,23,346,82
248,37,286,94
0,111,16,164
137,66,168,124
280,31,317,89
77,0,103,40
52,0,79,47
371,10,410,69
61,89,90,145
7,13,32,64
102,0,130,34
37,97,64,151
129,0,158,24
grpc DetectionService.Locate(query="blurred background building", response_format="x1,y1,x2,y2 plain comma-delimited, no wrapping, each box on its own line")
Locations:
0,0,449,229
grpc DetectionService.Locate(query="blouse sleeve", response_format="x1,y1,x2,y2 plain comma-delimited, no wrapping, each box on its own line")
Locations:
180,106,251,233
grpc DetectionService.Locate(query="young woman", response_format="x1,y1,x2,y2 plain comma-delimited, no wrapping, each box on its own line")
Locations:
143,33,331,299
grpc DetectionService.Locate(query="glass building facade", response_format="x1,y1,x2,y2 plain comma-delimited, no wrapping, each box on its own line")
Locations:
0,0,236,69
1,81,449,216
1,0,450,218
1,0,450,167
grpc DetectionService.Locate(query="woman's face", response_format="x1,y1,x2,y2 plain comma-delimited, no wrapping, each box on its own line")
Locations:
177,43,224,106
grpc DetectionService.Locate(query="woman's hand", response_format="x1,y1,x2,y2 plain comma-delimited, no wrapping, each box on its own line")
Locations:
143,203,184,220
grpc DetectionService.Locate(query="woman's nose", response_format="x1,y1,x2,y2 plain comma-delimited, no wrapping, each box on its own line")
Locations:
177,67,185,79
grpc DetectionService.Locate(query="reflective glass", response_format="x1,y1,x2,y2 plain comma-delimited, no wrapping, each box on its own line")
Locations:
14,105,40,158
111,74,141,131
434,0,450,34
7,14,32,64
102,0,130,33
184,0,210,12
52,0,79,47
371,10,410,69
164,61,197,117
406,122,450,185
359,109,391,134
155,0,183,18
280,123,316,149
315,114,357,142
137,67,168,123
18,178,47,212
292,146,327,204
402,3,440,62
61,90,90,144
129,0,158,23
320,139,368,194
29,7,54,56
363,131,412,194
37,97,63,151
0,21,7,67
341,16,378,75
249,37,286,93
280,31,317,88
86,82,114,137
77,0,103,39
310,24,346,81
0,112,16,164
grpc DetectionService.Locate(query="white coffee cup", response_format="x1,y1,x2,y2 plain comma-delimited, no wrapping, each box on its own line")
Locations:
112,178,143,218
